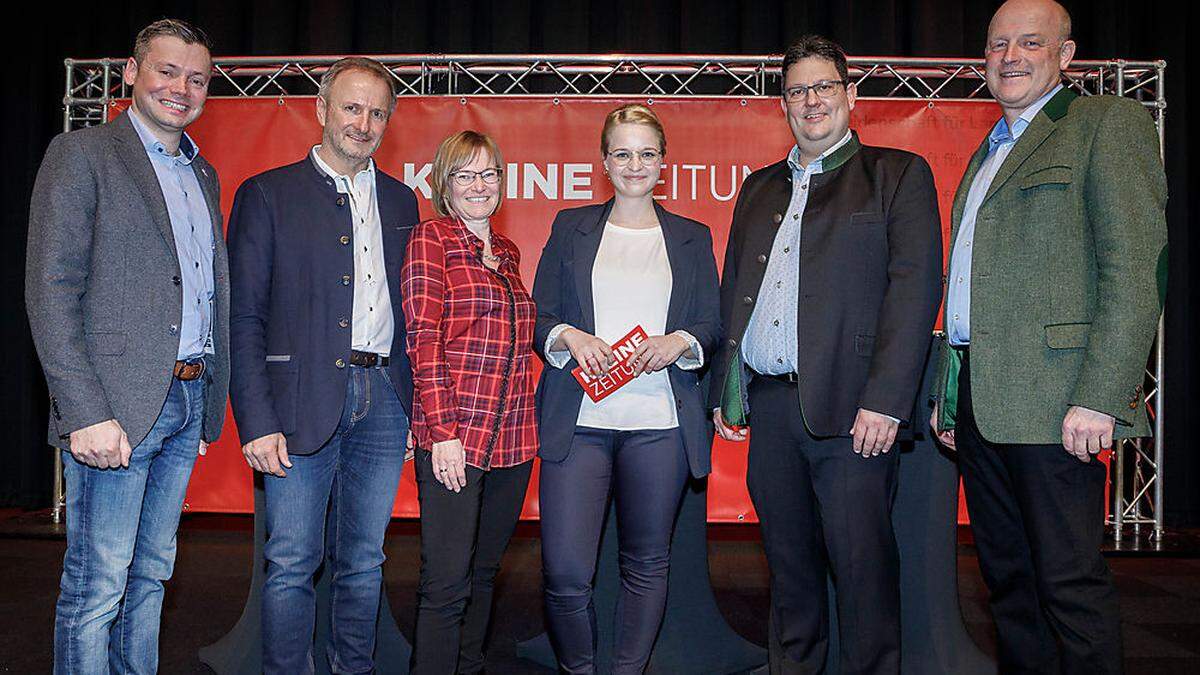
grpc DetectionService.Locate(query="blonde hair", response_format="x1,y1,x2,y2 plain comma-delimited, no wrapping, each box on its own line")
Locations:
429,130,505,218
600,104,666,156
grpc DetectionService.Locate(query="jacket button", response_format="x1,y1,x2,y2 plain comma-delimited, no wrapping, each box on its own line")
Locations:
743,296,753,305
676,399,683,410
336,196,346,207
172,275,181,286
757,254,767,263
340,235,351,245
342,274,352,285
335,358,346,369
1129,401,1138,409
169,324,178,334
773,213,783,224
338,318,349,328
728,338,737,347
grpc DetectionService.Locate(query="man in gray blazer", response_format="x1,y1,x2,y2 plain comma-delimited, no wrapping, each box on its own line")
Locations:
25,19,228,674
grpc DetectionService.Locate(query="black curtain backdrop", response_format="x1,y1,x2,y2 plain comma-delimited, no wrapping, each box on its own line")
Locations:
3,1,1194,524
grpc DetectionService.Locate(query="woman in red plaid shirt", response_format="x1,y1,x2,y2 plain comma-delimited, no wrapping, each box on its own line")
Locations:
401,130,537,675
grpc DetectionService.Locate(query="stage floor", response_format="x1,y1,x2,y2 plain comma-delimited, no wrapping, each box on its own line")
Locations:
1,514,1198,673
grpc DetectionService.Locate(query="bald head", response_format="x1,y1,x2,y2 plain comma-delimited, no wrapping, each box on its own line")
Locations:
990,0,1072,44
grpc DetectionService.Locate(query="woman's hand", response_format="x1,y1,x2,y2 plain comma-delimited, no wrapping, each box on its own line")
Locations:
561,328,617,378
430,438,468,492
630,334,689,375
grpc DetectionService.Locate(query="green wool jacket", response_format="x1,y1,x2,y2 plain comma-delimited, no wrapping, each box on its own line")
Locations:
933,87,1167,443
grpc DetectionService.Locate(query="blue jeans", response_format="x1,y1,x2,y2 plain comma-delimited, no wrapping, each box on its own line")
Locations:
54,375,206,675
262,366,407,675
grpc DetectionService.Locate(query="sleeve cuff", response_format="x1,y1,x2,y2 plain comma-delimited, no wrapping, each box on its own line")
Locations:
672,330,704,370
544,323,574,369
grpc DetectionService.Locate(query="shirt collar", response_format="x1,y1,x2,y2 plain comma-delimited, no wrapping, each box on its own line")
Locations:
988,83,1063,151
127,108,198,164
310,145,375,185
787,129,854,174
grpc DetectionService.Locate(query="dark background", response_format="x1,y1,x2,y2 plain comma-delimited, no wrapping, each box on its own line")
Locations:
3,1,1194,524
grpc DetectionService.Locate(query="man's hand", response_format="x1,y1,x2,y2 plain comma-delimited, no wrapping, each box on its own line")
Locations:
850,408,899,457
431,438,468,492
405,431,415,462
561,328,616,378
630,334,689,375
242,432,291,477
930,404,956,450
713,408,748,442
69,419,132,469
1062,405,1115,463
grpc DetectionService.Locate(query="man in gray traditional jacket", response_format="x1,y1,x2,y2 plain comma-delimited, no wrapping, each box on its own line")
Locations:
25,19,229,674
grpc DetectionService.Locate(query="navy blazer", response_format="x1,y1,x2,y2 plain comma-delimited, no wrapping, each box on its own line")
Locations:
532,201,721,479
228,156,419,454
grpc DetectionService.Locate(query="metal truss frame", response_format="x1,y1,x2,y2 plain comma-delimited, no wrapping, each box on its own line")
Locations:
58,54,1168,544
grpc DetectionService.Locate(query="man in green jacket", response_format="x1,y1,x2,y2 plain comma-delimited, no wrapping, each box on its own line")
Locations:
931,0,1167,672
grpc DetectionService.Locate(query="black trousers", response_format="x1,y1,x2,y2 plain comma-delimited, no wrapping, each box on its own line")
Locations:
540,426,690,674
746,376,901,675
410,450,533,675
955,351,1122,674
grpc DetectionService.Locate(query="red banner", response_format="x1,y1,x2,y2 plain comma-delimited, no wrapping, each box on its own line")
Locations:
113,96,1000,522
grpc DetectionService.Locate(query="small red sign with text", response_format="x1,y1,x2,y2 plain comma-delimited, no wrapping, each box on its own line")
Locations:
572,325,649,402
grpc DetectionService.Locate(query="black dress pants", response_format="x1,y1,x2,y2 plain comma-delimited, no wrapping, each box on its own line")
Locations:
411,450,533,675
955,351,1122,674
746,376,901,675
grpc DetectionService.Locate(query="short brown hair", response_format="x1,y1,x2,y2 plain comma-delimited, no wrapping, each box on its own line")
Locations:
429,131,505,218
781,35,850,89
600,104,666,156
133,19,211,64
318,57,399,115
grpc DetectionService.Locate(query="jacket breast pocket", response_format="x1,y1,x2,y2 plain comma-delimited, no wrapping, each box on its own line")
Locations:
850,212,885,226
1044,322,1091,349
1020,165,1073,190
266,358,299,434
85,331,127,356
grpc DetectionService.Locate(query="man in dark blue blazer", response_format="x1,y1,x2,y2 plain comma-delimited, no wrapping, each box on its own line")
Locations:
227,57,418,674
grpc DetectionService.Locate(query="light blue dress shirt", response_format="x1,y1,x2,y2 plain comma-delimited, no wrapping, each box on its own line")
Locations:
741,131,852,375
128,110,215,359
945,84,1062,346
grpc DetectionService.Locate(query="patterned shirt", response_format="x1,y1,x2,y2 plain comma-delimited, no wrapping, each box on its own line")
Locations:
402,216,538,469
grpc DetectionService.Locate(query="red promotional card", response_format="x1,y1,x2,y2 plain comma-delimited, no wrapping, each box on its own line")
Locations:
572,325,649,402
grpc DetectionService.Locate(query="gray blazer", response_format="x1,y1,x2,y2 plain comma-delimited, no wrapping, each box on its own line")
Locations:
26,111,230,450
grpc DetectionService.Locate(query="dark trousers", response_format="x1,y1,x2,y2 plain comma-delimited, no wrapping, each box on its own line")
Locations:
955,351,1122,674
746,376,901,675
411,452,533,675
540,426,690,674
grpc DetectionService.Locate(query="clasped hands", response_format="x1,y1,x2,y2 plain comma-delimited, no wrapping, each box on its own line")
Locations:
560,327,688,378
929,403,1114,462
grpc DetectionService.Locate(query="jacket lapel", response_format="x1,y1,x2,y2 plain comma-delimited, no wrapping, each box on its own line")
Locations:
982,115,1055,204
950,140,989,241
378,180,408,317
981,86,1076,204
111,112,178,258
573,200,613,334
655,203,693,331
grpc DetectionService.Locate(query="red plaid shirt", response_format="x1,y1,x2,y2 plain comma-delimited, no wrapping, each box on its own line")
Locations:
401,216,538,469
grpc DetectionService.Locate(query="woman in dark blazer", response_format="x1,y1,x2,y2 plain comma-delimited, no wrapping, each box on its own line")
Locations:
531,104,720,674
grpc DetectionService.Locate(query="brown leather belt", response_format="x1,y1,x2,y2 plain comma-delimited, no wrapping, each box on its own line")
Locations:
173,359,205,381
349,350,390,368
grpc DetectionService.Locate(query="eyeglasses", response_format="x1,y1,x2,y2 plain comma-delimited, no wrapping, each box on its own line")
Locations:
783,80,847,102
450,168,503,186
607,149,662,166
